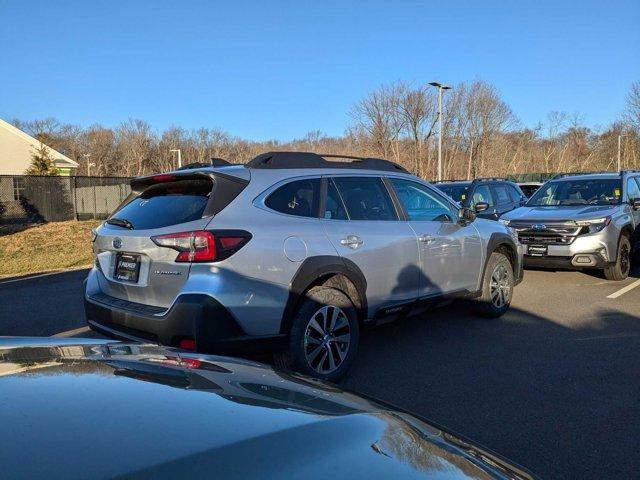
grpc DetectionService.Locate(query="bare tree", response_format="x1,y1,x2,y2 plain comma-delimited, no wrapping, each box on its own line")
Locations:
11,78,637,179
460,80,515,177
350,83,406,161
625,80,640,132
398,83,437,176
80,126,116,176
115,119,154,176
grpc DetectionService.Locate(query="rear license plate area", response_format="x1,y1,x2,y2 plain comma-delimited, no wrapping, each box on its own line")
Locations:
527,245,548,257
115,253,141,283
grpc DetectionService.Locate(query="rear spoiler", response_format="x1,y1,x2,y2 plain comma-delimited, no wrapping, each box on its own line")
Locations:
129,169,248,193
130,171,218,192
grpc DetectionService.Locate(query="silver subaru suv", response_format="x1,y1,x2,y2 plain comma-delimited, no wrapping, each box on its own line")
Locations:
500,171,640,280
85,152,523,380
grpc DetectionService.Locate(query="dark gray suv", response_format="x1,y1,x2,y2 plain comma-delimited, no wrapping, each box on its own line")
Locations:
435,178,527,220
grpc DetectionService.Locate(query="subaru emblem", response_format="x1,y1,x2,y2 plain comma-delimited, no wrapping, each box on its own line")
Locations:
112,237,123,249
531,224,546,231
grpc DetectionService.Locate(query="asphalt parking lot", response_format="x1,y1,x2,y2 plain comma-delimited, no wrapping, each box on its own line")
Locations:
1,266,639,479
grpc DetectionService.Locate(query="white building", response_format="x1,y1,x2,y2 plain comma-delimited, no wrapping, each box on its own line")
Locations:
0,118,79,176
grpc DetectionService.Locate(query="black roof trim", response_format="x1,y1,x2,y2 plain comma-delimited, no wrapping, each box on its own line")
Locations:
434,178,513,184
472,177,510,183
245,151,409,173
551,171,623,179
433,179,470,184
176,158,232,170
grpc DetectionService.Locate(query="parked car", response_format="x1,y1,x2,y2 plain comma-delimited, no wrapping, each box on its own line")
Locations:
0,337,535,480
85,152,523,381
517,182,543,198
434,178,527,220
500,171,640,280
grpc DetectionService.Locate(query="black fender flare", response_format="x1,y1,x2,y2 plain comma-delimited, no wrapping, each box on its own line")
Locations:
279,256,368,334
482,232,521,283
486,232,518,256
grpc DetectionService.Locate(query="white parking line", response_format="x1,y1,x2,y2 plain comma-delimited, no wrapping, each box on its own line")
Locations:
607,279,640,299
51,326,91,338
575,332,640,342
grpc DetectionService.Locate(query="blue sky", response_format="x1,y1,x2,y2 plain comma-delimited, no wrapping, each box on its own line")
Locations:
1,0,639,140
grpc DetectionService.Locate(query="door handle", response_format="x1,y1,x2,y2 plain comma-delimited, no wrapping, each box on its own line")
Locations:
418,234,436,244
340,235,363,249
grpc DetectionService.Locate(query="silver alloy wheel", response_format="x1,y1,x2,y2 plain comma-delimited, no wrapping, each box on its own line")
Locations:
490,264,512,308
303,305,351,374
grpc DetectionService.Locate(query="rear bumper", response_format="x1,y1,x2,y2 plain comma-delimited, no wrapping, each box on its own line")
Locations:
84,288,286,354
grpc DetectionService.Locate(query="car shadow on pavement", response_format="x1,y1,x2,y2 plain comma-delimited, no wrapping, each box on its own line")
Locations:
342,302,640,479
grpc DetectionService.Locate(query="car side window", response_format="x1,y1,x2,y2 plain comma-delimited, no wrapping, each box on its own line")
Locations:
508,184,523,202
493,184,512,205
265,178,320,218
471,184,493,206
627,177,640,201
332,177,398,221
390,178,456,222
324,179,349,220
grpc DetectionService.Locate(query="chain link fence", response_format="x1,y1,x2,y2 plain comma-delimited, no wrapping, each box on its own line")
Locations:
0,175,132,225
0,171,563,227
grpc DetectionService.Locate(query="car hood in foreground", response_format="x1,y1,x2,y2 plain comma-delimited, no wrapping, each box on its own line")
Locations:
0,338,533,479
501,204,619,223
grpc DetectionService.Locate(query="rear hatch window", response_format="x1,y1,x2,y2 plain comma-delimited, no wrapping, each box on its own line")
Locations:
109,174,247,230
436,184,470,203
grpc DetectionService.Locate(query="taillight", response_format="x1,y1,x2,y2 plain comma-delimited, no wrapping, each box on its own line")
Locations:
151,230,251,263
179,339,197,351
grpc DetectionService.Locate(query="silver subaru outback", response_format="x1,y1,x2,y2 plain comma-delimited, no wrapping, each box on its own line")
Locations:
85,152,523,380
500,171,640,280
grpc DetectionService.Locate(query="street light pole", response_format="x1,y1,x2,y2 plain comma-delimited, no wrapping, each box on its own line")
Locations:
617,134,628,172
429,81,452,181
170,149,182,169
83,154,94,176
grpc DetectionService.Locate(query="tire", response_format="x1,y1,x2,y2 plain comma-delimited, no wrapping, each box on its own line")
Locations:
472,251,514,318
279,286,359,382
604,235,631,281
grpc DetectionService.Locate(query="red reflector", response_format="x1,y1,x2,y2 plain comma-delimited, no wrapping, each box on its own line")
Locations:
180,358,201,369
219,237,245,249
152,174,176,182
179,339,196,350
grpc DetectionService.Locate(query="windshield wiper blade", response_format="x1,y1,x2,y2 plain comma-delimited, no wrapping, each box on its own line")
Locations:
106,217,134,230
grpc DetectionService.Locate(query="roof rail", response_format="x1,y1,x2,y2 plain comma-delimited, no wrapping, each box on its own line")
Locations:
552,171,616,179
620,169,640,175
432,179,469,183
245,151,408,173
472,177,509,183
176,158,232,170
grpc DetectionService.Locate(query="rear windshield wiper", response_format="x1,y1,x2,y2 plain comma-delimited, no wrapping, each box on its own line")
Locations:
106,217,134,230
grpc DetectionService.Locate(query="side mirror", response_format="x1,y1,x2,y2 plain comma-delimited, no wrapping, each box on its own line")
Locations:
475,202,489,213
632,198,640,210
520,197,527,206
458,207,476,225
